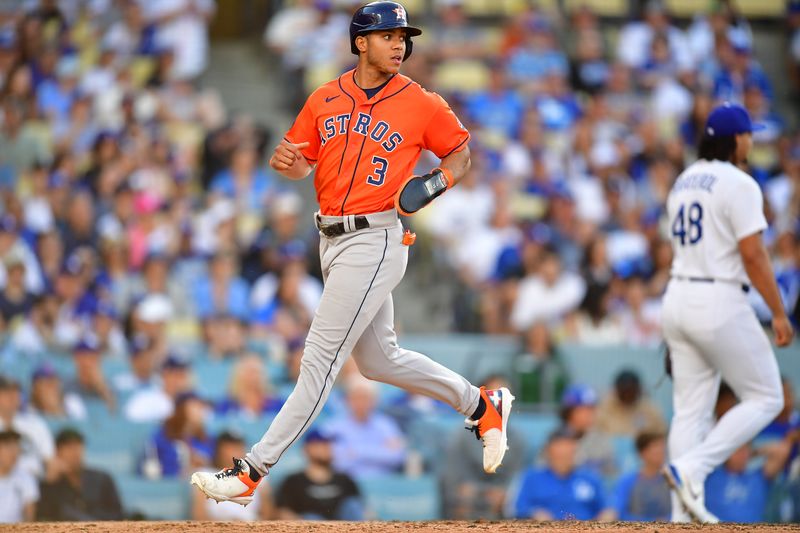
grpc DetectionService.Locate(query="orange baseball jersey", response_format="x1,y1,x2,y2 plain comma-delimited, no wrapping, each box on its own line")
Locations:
284,69,470,216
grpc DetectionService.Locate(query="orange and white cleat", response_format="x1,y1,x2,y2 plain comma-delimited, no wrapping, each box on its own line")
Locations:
190,457,262,506
465,386,515,474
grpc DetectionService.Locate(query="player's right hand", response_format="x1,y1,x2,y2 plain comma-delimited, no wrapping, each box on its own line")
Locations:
772,314,795,347
270,140,310,171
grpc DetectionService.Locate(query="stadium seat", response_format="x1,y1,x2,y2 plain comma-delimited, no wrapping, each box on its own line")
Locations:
86,418,159,476
736,0,786,18
563,0,630,17
113,474,191,520
434,60,491,94
401,334,518,383
510,411,560,464
559,344,674,417
406,412,463,471
207,413,275,445
359,474,441,520
193,359,236,402
664,0,712,17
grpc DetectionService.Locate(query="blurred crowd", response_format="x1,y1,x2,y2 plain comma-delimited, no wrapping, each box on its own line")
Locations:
268,0,800,342
0,0,800,525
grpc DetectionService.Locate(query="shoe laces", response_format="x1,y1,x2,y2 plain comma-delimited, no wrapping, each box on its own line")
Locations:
464,418,481,441
215,457,245,480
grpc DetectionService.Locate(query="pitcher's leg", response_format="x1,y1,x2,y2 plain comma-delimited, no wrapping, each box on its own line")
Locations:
664,311,718,522
666,335,720,465
674,311,783,482
352,294,480,417
247,230,402,473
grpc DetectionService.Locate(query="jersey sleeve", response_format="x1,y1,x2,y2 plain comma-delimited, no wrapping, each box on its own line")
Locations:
421,93,470,159
728,176,768,241
284,96,321,163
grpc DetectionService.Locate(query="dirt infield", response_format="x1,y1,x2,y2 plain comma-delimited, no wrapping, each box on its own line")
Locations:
3,522,800,533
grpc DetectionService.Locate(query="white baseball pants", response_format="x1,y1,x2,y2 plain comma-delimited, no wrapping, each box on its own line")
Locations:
662,279,783,519
246,209,480,474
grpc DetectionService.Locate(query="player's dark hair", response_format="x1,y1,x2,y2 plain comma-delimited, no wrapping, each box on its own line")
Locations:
697,132,736,163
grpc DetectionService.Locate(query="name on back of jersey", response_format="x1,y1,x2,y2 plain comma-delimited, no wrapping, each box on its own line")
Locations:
320,113,404,152
672,173,718,194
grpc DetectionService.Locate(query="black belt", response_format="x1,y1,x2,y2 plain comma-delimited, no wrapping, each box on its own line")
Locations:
673,276,750,294
317,215,370,237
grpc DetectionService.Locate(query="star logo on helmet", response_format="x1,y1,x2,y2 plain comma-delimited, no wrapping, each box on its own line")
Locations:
393,6,406,20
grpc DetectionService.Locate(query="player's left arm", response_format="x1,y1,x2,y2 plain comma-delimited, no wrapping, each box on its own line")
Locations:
395,92,470,216
395,145,470,216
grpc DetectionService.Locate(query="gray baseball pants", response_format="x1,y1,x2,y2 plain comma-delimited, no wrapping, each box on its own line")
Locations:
246,209,481,473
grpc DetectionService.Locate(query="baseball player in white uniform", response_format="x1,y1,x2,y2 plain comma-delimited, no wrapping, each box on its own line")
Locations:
661,103,794,523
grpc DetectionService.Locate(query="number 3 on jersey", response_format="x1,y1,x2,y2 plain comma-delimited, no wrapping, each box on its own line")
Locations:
672,202,703,246
366,156,388,186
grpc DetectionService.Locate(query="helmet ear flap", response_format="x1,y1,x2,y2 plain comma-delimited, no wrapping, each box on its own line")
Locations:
403,37,413,61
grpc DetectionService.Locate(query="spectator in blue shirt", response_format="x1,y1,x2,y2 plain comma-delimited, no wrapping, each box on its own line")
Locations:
325,376,406,480
612,432,671,521
192,251,250,320
507,19,568,89
705,442,791,523
214,354,283,418
211,143,279,214
36,56,80,124
464,64,525,140
712,37,773,104
513,428,615,521
139,391,213,479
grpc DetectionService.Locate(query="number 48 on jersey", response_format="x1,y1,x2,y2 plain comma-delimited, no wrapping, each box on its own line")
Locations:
672,202,703,246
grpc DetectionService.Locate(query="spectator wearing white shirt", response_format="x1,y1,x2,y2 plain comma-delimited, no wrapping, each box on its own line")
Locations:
615,1,694,74
615,276,661,347
568,283,625,346
0,429,38,523
423,161,495,250
9,294,59,356
0,377,55,480
103,0,156,61
113,334,161,397
453,197,521,286
125,354,191,423
28,366,87,422
0,216,44,296
511,248,586,332
146,0,215,81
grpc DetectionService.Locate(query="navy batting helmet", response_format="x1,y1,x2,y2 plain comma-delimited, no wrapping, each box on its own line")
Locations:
349,1,422,61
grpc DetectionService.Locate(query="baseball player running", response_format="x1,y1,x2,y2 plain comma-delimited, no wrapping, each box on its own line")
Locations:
191,1,513,505
661,102,794,523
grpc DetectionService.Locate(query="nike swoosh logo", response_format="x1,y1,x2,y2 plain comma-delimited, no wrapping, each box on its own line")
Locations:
325,95,340,103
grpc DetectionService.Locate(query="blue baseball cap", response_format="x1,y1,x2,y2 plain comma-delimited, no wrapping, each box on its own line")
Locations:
162,354,190,371
32,364,58,382
304,428,334,444
73,335,101,354
175,391,201,406
705,102,764,138
561,384,598,408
